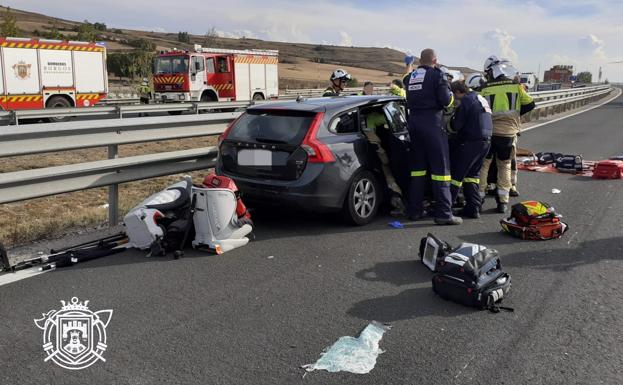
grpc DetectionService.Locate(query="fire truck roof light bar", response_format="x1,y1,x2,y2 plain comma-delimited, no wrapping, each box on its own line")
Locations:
5,37,33,42
192,45,279,56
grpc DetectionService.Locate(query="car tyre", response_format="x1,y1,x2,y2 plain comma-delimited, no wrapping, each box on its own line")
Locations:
342,170,380,226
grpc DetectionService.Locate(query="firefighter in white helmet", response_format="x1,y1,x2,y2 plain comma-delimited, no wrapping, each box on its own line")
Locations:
478,56,535,213
323,69,352,97
466,73,486,91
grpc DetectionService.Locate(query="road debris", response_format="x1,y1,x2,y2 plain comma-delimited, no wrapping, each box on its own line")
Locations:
551,188,561,194
302,321,391,374
388,221,404,229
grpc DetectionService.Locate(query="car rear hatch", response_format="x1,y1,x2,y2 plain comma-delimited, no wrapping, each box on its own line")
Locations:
219,109,324,181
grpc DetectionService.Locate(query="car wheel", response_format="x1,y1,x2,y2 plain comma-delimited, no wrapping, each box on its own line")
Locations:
343,170,380,226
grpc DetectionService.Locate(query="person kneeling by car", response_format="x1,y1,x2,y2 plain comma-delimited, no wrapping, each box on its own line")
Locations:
362,110,406,216
448,81,493,218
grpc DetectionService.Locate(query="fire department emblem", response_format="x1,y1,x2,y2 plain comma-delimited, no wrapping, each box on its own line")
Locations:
12,61,32,80
34,297,113,370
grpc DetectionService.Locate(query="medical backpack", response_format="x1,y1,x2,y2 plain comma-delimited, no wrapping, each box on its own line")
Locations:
592,160,623,179
500,201,568,240
535,152,562,165
432,243,512,312
555,154,583,173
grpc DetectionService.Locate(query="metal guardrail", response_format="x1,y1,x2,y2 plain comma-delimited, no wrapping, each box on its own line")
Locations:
524,86,613,122
0,113,240,224
0,85,614,227
0,101,251,125
97,97,141,106
0,85,610,125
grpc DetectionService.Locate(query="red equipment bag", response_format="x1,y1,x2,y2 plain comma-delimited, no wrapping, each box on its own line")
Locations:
592,160,623,179
500,201,568,240
202,174,251,221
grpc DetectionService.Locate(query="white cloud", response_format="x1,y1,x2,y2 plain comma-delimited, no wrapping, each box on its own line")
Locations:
110,25,167,33
578,34,607,61
215,29,258,39
484,29,518,63
339,31,352,47
4,0,623,81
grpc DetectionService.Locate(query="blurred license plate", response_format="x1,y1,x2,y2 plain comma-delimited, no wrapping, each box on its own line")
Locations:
237,149,272,166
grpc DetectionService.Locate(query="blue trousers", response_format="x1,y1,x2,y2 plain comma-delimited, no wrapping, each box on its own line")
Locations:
407,115,453,220
450,139,490,215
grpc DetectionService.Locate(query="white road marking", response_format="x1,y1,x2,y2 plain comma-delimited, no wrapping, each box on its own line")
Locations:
0,267,50,287
522,87,622,133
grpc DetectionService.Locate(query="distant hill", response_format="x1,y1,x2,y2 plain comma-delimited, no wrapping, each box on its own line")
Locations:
3,5,477,89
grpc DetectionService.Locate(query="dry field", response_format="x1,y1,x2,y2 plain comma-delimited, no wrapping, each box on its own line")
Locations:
0,137,217,248
279,60,404,87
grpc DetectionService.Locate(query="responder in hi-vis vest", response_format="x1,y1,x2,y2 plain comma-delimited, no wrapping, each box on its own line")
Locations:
403,48,462,225
323,69,352,97
478,56,535,213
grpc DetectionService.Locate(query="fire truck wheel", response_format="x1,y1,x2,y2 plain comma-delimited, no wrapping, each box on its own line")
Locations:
46,96,72,122
200,93,217,102
252,93,265,101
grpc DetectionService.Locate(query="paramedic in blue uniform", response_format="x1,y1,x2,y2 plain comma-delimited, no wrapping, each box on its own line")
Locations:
403,48,462,225
448,80,493,218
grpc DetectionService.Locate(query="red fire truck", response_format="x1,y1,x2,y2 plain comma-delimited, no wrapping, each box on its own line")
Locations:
153,45,279,103
0,37,108,112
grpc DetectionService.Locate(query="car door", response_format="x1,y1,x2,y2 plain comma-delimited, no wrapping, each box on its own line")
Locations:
190,56,206,100
323,109,369,182
382,100,411,193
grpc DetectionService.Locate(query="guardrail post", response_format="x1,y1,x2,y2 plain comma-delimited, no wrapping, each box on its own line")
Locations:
116,105,123,119
11,110,18,126
108,144,119,227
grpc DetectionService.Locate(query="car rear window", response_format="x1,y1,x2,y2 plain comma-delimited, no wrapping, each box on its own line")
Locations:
227,110,316,145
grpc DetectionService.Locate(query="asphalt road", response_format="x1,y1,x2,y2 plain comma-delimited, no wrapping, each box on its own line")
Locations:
1,93,623,385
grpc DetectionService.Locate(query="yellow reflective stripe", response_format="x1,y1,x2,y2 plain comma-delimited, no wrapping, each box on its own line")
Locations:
464,177,480,184
445,93,454,109
431,174,451,182
451,179,463,187
411,170,427,177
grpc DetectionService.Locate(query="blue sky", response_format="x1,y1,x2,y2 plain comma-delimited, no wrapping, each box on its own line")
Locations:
6,0,623,81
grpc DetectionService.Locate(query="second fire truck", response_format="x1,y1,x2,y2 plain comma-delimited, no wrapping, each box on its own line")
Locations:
153,45,279,103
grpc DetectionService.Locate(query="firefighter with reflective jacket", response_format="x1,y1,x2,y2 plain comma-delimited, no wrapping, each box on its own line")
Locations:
478,56,535,213
137,78,152,117
389,79,406,97
323,69,352,97
448,80,493,218
403,48,462,225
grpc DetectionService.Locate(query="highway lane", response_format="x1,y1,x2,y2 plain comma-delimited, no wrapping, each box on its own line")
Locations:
1,92,622,385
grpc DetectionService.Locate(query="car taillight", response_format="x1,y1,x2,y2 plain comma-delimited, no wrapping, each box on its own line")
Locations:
301,112,334,163
218,115,243,147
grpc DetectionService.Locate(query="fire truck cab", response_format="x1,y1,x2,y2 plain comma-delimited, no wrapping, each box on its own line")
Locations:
153,45,278,103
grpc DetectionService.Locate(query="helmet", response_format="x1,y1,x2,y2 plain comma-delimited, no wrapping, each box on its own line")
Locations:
484,56,519,80
466,73,485,90
439,66,453,80
330,69,352,82
483,55,500,72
